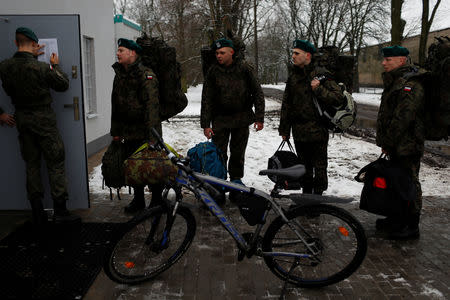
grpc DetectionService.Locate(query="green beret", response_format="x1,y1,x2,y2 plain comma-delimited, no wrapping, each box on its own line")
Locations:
16,27,38,43
292,39,316,54
212,38,234,50
118,38,142,53
382,45,409,57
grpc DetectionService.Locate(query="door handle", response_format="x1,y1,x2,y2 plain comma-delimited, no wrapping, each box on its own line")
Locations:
64,97,80,121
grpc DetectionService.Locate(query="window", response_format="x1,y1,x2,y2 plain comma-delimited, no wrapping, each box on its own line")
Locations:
83,36,97,117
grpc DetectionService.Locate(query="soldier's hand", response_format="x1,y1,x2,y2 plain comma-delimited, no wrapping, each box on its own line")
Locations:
0,113,15,127
50,53,59,65
204,128,214,139
33,44,45,57
254,122,264,131
311,79,320,90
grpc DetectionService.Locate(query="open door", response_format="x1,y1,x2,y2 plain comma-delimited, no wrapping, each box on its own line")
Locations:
0,15,89,209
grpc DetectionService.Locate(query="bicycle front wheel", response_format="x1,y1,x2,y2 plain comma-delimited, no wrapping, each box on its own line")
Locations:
262,204,367,288
105,206,196,284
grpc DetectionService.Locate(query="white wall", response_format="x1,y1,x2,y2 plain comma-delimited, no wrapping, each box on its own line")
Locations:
114,17,141,42
1,0,115,147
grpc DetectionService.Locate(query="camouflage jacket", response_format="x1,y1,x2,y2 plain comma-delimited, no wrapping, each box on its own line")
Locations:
0,51,69,109
376,64,426,156
110,58,162,143
201,60,265,129
279,65,344,142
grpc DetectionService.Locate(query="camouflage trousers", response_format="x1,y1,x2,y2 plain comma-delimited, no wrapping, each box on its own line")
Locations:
15,107,68,205
213,127,249,180
390,154,422,224
294,138,329,194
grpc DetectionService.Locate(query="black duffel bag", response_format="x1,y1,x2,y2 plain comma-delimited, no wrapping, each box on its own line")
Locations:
355,155,416,217
267,140,301,190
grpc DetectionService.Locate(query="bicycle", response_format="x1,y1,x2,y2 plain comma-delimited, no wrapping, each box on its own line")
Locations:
105,128,367,289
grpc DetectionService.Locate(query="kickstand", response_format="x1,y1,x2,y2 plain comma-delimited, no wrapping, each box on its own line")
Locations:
279,257,301,300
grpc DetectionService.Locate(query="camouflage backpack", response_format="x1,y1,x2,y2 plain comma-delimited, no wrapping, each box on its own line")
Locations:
312,46,357,132
123,143,178,186
423,36,450,141
136,35,188,121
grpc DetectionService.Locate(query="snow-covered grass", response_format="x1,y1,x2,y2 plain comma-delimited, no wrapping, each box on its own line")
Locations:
89,84,449,200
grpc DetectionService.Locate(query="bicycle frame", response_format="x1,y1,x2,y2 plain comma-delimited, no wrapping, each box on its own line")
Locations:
172,168,317,258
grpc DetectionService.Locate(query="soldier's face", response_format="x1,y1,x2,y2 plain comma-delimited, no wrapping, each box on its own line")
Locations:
382,56,406,72
117,46,136,66
216,47,234,66
292,49,311,67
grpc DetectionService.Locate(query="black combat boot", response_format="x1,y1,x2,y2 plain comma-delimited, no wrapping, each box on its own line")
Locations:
375,217,396,231
29,198,47,226
53,199,81,223
389,214,420,239
124,186,146,213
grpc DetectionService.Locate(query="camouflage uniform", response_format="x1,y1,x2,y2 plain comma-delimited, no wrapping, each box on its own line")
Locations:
0,51,69,213
376,64,426,226
111,57,163,207
201,60,264,180
279,65,344,194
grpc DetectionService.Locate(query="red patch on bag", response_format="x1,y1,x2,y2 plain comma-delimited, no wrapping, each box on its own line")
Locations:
373,177,387,189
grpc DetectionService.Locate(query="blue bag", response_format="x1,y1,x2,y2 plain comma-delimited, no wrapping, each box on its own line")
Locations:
187,141,227,179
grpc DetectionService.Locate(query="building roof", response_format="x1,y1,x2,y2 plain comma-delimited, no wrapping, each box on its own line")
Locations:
114,14,141,32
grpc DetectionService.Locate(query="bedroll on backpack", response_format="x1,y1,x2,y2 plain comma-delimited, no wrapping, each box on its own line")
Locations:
136,35,188,121
187,141,227,180
423,36,450,141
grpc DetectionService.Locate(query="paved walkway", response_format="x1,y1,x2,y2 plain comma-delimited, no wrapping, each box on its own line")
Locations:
1,149,448,299
81,150,450,300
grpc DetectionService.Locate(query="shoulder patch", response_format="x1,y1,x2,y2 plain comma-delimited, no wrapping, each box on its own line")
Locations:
146,74,153,80
403,86,412,92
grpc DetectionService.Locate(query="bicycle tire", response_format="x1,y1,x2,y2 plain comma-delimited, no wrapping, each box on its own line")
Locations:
105,205,196,284
262,204,367,288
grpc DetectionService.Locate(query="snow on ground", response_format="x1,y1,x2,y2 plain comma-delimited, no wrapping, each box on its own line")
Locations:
353,92,381,107
89,84,449,200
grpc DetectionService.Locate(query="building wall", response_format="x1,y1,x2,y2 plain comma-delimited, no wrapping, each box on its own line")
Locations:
358,27,450,87
114,14,141,43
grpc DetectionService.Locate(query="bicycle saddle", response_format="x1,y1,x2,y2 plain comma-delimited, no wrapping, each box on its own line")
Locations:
259,164,306,179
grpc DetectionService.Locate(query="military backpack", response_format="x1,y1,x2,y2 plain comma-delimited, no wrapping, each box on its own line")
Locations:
312,46,357,133
422,36,450,141
136,35,188,121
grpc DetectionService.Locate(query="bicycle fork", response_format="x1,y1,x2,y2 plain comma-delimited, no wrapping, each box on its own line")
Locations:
146,201,181,253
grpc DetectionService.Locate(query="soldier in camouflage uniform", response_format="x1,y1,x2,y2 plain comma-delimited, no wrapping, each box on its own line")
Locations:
110,38,163,213
376,45,425,239
201,38,265,202
279,40,344,195
0,27,77,224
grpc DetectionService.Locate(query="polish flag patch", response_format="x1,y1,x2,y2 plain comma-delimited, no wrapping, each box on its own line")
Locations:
49,65,53,70
146,75,153,80
403,86,412,92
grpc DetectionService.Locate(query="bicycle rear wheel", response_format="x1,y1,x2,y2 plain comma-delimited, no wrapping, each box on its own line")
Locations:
262,204,367,288
105,205,196,284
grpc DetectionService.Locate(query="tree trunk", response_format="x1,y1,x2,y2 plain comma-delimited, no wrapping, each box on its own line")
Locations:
419,0,441,65
391,0,405,45
253,0,259,75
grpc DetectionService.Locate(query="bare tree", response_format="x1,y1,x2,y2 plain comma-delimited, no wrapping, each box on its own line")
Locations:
391,0,405,45
114,0,129,15
419,0,441,65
